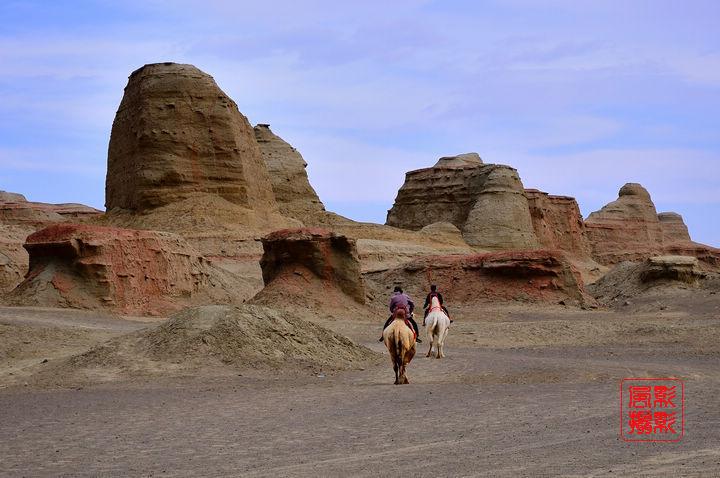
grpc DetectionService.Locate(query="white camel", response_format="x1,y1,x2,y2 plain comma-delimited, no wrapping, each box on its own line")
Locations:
424,296,451,359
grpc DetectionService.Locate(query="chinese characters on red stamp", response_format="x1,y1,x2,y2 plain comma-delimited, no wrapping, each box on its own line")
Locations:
620,378,684,442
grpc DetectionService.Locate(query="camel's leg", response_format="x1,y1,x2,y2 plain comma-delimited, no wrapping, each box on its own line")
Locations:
393,360,399,385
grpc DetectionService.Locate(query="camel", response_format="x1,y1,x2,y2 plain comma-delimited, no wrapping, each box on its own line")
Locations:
424,295,451,359
383,307,416,385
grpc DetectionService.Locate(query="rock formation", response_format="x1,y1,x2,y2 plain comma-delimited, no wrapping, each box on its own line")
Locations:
253,228,365,307
0,191,102,294
584,183,665,264
585,183,720,269
254,124,325,219
525,189,592,259
364,249,594,306
7,224,251,315
0,225,30,293
658,212,691,244
386,154,539,250
105,63,278,215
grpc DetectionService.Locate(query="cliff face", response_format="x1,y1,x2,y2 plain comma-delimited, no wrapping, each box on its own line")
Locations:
253,124,325,219
106,62,278,214
658,212,691,244
525,189,592,259
386,155,539,250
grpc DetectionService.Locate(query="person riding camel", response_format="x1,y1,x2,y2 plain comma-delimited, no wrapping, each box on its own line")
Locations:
379,286,421,343
423,284,452,323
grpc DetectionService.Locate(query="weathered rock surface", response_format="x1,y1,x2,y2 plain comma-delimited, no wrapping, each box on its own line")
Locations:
106,62,278,215
364,249,593,306
386,156,539,249
585,183,664,264
0,225,31,293
254,124,325,219
253,228,365,308
0,190,101,228
658,212,691,244
525,189,592,259
588,255,715,307
6,224,251,315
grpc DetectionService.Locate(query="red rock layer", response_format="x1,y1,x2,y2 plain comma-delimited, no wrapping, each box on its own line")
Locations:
256,228,365,304
8,224,245,315
364,249,594,306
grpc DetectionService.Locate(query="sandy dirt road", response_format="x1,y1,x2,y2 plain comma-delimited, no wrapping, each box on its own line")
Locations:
1,305,719,477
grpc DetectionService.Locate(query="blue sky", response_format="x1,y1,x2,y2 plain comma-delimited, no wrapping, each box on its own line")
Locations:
1,0,718,245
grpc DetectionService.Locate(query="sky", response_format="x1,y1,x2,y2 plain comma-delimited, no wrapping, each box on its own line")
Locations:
1,0,718,245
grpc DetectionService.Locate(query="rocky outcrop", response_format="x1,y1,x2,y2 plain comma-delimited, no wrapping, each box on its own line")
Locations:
0,190,101,228
0,225,31,293
525,189,592,259
364,249,594,306
585,184,719,269
658,212,691,244
584,183,664,264
0,191,102,294
106,63,278,215
253,124,325,219
6,224,251,315
253,228,365,306
386,156,539,250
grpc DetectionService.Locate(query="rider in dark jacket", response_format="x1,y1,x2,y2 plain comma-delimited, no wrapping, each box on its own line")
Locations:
423,284,452,322
379,286,421,342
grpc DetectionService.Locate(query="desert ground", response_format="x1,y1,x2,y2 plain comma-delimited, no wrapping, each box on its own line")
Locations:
2,293,719,477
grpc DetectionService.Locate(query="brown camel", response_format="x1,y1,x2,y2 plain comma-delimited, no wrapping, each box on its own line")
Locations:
383,307,416,385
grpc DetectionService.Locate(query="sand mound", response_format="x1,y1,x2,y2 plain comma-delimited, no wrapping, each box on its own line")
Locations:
31,305,377,387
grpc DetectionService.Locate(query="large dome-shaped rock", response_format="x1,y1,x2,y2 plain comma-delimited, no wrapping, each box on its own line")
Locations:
386,157,539,250
106,63,278,214
6,224,251,315
253,228,365,308
253,124,325,218
525,189,592,259
584,183,664,264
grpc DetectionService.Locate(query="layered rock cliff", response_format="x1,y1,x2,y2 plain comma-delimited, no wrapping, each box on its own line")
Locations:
525,189,592,259
386,154,539,250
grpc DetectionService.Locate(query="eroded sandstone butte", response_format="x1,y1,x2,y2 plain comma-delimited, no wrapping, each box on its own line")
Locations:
254,124,325,219
525,189,592,259
106,62,278,214
584,183,665,264
386,153,539,250
253,228,365,307
7,224,249,315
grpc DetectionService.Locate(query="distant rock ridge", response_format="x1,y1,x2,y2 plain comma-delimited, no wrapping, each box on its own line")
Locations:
253,124,325,219
105,62,278,215
585,183,719,269
386,156,539,250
